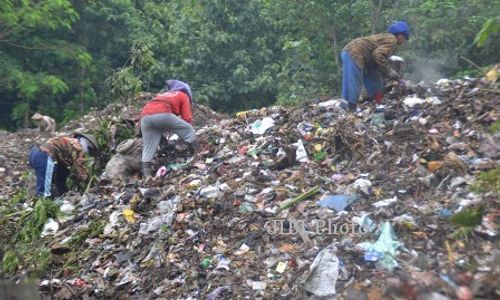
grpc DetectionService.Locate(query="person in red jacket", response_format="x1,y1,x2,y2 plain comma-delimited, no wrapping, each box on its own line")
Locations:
140,80,196,178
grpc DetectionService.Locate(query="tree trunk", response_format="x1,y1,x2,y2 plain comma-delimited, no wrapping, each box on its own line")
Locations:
329,26,340,77
370,0,384,33
79,67,86,114
24,99,30,128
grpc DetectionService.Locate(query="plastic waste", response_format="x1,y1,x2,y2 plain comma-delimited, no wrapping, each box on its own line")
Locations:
41,218,59,237
200,256,211,269
206,285,230,300
122,208,136,223
358,222,401,270
215,254,231,270
60,201,75,214
200,185,220,198
304,245,339,297
156,166,168,177
293,139,309,163
234,243,250,255
403,97,426,107
372,196,398,208
158,199,177,214
364,250,382,261
425,96,442,105
350,178,372,195
485,65,498,82
370,112,386,126
238,202,255,212
352,214,377,232
438,208,453,218
276,261,287,273
318,194,359,212
249,117,274,135
250,281,267,290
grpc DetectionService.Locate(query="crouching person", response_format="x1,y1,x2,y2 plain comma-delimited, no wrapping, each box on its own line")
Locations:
140,80,196,179
31,113,56,134
28,133,99,197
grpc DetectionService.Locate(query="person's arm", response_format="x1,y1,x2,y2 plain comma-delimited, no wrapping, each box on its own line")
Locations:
372,39,397,76
73,155,89,182
180,93,193,124
67,139,88,181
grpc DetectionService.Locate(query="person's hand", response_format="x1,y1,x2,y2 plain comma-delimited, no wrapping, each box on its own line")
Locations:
387,69,400,81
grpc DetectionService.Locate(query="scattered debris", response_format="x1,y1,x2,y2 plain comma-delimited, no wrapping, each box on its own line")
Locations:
1,76,499,299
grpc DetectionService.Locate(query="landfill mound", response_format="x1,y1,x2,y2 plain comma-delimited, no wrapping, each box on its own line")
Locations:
1,75,499,300
0,98,225,200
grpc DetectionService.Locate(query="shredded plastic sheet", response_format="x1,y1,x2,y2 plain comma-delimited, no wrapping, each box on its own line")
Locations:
318,194,359,211
249,117,275,135
358,222,401,270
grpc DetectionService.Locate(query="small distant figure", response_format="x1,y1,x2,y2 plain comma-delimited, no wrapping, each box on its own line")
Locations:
31,113,56,133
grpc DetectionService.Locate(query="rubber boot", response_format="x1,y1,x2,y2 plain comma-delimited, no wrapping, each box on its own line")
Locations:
141,162,152,179
374,91,384,104
188,140,199,154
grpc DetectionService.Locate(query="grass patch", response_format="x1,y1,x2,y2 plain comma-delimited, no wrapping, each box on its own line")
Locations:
17,198,59,243
490,120,500,133
67,220,105,248
449,206,485,241
471,168,500,194
1,196,59,278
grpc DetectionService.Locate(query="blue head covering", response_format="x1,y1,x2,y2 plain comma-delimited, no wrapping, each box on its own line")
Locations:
388,21,410,40
165,79,194,104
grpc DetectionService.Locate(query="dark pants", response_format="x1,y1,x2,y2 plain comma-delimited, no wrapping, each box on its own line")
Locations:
28,147,69,197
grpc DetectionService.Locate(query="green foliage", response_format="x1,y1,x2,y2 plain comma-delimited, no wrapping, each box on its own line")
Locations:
11,103,29,128
2,250,20,274
0,0,86,129
449,205,485,241
17,198,60,243
68,220,105,248
313,149,327,163
1,0,500,130
1,193,57,277
87,115,134,174
471,168,500,194
490,120,500,134
2,244,51,277
475,16,500,47
450,206,485,228
105,67,142,101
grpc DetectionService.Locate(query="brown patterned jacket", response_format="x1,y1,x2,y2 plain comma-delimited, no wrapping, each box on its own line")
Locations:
343,33,398,76
39,137,88,181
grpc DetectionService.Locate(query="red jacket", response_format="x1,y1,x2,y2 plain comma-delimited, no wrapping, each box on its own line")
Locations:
140,91,193,124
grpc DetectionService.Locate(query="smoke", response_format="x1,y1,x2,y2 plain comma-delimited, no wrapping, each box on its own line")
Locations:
405,55,451,83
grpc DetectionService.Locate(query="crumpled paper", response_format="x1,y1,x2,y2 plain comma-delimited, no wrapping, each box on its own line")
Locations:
304,245,339,297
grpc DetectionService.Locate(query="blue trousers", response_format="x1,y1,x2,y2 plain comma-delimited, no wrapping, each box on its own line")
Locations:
341,50,385,104
29,147,69,197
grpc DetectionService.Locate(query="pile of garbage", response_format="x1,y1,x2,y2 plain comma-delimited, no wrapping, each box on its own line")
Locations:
1,73,499,299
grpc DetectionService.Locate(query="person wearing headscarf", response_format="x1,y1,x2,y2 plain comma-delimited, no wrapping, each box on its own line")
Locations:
341,21,410,111
140,80,196,178
165,79,194,104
